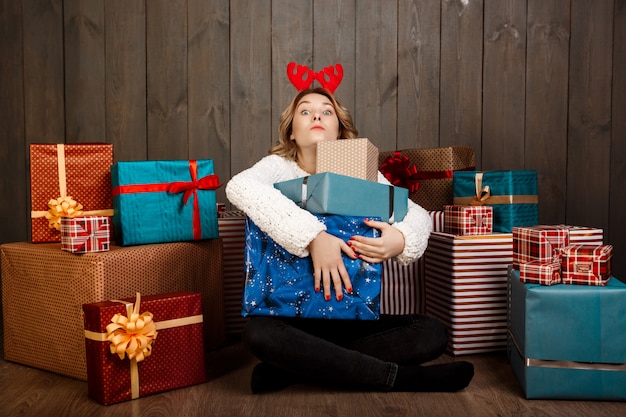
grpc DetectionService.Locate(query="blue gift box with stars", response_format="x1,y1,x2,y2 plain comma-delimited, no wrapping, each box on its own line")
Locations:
242,214,382,320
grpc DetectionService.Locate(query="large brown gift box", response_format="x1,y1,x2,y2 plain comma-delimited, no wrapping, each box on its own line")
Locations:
30,143,114,243
1,240,225,381
317,138,379,182
379,146,475,211
83,292,206,405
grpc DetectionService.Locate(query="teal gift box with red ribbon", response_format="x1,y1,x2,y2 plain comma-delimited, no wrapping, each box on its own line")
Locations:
111,160,220,246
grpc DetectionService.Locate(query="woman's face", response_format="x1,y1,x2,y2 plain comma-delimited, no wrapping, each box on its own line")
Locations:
290,93,340,152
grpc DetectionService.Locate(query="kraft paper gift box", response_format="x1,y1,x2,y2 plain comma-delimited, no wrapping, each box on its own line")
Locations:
61,216,110,253
508,267,626,400
379,146,475,211
274,172,408,223
1,240,225,380
243,215,382,320
560,244,613,286
218,210,249,335
453,170,538,233
30,143,114,243
424,231,513,355
443,205,493,236
83,292,206,405
111,160,220,246
381,210,444,315
316,138,379,182
512,225,570,269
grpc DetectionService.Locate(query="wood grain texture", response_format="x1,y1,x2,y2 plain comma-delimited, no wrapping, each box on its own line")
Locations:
1,342,625,417
524,0,570,224
397,0,440,150
482,0,527,170
64,0,106,143
440,0,484,165
105,0,147,162
146,0,188,160
354,0,398,151
566,0,613,231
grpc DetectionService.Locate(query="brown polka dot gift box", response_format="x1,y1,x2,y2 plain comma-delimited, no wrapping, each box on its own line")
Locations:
0,240,225,381
29,143,114,243
316,138,379,182
83,292,206,405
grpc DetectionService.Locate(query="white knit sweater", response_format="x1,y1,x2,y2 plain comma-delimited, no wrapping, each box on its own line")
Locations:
225,154,432,265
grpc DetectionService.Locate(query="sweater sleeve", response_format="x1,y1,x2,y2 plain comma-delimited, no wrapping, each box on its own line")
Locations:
225,155,325,258
378,172,433,265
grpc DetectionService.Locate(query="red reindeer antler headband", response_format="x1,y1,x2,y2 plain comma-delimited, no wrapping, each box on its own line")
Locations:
287,62,343,93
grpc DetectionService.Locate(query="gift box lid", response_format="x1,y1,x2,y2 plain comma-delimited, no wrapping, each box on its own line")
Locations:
509,267,626,364
274,172,408,223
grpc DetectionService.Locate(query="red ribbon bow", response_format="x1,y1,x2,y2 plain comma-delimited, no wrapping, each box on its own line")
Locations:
380,151,456,193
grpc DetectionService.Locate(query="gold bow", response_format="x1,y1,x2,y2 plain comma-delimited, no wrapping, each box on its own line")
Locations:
44,196,84,231
106,293,158,363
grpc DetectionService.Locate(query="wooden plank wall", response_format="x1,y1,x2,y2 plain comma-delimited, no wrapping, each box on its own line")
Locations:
1,0,624,278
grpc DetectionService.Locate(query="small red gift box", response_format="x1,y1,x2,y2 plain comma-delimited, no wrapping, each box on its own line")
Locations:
443,205,493,235
560,245,613,286
83,292,206,405
512,225,570,268
61,216,110,253
519,260,561,285
30,143,114,243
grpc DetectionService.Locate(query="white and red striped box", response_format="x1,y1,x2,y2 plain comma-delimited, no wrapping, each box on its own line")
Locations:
519,260,561,285
512,225,570,269
424,231,513,356
381,210,444,315
443,205,493,236
60,216,110,253
561,244,613,286
557,225,603,245
218,210,248,335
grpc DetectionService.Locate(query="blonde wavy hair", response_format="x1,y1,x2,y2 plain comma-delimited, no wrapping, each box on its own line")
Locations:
269,87,358,160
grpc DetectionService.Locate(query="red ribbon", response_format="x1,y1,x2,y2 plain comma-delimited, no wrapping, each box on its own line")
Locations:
380,151,458,193
112,160,220,240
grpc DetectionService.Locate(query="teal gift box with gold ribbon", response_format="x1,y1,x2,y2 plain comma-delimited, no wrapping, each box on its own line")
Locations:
111,160,220,245
453,170,538,233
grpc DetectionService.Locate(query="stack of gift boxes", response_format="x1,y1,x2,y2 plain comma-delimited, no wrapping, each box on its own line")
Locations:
1,143,227,405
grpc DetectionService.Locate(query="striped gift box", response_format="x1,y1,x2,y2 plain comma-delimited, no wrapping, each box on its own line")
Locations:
424,231,513,355
443,205,493,236
61,216,110,253
519,260,561,285
218,211,248,335
512,225,570,268
381,210,444,315
558,225,603,245
561,244,613,286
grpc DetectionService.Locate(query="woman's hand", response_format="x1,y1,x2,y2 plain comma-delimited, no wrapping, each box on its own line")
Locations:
347,218,405,264
308,231,357,302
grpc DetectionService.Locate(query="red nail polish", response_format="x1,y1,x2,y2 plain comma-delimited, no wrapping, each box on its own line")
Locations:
315,287,320,293
347,287,353,294
325,294,331,301
337,294,343,301
347,240,352,246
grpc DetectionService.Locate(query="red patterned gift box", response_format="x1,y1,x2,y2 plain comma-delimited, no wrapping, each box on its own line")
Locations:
561,244,613,286
512,225,570,268
379,146,475,211
443,205,492,236
61,216,110,253
83,292,206,405
30,143,114,243
520,260,561,285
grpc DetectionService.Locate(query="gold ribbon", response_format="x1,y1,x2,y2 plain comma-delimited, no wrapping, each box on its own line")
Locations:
453,172,538,206
84,295,203,400
30,144,114,230
106,293,157,400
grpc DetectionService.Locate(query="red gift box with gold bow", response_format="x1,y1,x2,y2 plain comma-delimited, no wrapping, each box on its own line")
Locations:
379,146,475,211
29,143,114,243
83,292,206,405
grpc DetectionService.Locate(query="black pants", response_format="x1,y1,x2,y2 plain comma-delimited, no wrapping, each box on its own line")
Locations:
243,314,449,391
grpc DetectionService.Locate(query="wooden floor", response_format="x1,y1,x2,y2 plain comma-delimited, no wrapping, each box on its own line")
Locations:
1,338,624,417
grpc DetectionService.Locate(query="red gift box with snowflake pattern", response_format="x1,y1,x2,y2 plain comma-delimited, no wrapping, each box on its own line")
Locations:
560,244,613,286
83,292,206,405
61,216,110,253
30,143,114,243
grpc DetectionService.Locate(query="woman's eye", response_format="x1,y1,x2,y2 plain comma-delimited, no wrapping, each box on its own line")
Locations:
323,110,332,115
301,110,310,115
